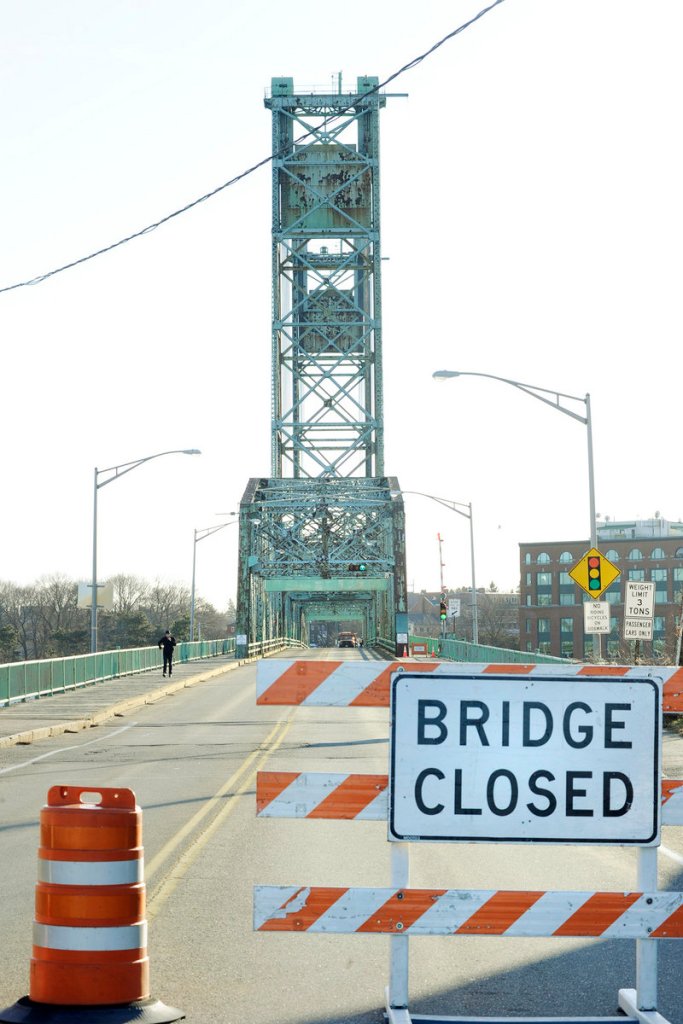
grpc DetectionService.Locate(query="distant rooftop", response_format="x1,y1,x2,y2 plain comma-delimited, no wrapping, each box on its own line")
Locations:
596,517,683,540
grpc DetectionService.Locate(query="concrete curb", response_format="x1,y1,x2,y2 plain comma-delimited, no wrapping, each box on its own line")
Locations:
0,658,250,750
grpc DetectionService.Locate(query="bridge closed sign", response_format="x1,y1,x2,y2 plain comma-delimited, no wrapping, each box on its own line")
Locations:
389,673,660,846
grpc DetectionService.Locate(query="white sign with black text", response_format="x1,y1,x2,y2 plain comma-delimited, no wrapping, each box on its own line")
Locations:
448,598,461,618
624,581,655,640
583,600,610,634
624,581,656,619
389,673,660,846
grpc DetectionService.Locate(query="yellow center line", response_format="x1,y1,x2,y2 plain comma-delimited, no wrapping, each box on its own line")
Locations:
146,712,293,919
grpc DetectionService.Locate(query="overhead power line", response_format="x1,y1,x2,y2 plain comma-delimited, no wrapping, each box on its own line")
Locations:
0,0,506,295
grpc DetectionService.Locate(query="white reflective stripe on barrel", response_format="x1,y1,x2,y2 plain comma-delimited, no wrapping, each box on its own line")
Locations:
33,922,147,952
37,858,144,885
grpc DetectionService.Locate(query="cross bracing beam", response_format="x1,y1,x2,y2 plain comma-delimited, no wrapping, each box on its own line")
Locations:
266,77,386,480
235,475,406,649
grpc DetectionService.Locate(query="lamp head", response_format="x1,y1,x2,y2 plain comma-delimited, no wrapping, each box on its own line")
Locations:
432,370,460,381
183,449,202,455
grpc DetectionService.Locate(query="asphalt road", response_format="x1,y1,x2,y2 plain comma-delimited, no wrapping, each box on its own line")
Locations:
0,649,682,1024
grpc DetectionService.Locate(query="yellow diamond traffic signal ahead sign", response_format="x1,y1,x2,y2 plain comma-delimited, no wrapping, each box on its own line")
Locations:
568,547,621,599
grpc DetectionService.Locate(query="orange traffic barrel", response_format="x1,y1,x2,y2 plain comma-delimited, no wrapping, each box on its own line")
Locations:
0,785,183,1023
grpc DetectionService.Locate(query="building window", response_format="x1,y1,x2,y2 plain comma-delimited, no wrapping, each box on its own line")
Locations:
526,595,532,606
676,547,683,558
655,589,667,604
628,548,643,560
559,572,573,586
651,547,665,559
560,617,573,634
525,572,532,585
559,551,573,563
560,593,575,605
628,569,645,582
525,553,532,564
525,618,532,633
605,590,621,604
561,641,574,657
607,640,620,656
652,568,668,582
654,617,665,633
537,594,552,606
536,552,550,564
536,571,552,586
605,549,619,562
537,618,550,634
526,641,533,652
674,567,683,582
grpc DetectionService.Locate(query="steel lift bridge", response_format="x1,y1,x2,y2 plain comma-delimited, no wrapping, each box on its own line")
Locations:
235,76,407,657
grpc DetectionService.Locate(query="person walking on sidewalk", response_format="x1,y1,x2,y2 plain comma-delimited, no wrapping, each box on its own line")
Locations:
158,630,177,677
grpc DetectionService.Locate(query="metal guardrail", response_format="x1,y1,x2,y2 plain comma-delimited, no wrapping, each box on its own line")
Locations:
0,638,236,707
246,637,308,658
377,635,570,664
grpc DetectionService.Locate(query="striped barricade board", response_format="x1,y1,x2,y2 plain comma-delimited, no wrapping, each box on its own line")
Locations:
254,886,683,938
254,660,683,1024
256,659,683,713
257,771,683,826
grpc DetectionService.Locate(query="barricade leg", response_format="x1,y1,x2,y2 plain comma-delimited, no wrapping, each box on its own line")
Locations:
386,842,410,1022
619,847,660,1024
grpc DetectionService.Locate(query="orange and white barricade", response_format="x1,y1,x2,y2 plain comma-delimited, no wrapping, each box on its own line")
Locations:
0,785,183,1024
254,660,683,1024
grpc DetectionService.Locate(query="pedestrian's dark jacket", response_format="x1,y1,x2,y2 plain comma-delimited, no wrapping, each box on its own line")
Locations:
158,633,176,655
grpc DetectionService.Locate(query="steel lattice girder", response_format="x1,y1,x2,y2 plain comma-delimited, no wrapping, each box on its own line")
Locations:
239,477,401,578
265,78,387,479
236,476,406,645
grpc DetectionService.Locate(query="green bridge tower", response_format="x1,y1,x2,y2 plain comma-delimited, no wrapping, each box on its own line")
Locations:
236,76,407,655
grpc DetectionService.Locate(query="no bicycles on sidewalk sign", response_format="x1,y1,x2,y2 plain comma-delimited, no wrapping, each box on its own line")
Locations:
389,673,661,846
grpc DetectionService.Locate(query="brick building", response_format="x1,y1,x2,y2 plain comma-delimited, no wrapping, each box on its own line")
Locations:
519,517,683,660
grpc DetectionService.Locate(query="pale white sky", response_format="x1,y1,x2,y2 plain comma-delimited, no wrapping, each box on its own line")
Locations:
1,1,681,610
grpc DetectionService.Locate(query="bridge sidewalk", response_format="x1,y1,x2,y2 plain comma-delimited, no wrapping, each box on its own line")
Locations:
0,654,240,749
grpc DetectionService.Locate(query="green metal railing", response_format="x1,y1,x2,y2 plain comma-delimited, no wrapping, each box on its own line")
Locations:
375,636,570,665
247,637,307,658
0,639,236,707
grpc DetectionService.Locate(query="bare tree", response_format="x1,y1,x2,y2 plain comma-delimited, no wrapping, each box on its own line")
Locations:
0,581,41,659
144,580,191,631
109,574,150,614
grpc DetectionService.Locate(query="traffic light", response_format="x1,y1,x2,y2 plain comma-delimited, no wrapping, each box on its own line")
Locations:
348,563,367,573
440,600,447,620
587,554,602,593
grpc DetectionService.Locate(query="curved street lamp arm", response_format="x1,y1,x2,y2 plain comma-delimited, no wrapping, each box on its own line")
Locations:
195,521,238,544
433,370,588,424
398,488,478,645
97,449,201,489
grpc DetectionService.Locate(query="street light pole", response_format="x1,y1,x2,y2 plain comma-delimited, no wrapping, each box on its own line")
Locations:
91,448,201,654
434,369,599,659
190,518,238,641
394,489,478,645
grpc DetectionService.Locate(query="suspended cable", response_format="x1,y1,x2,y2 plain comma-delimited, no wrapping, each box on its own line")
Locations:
0,0,506,295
